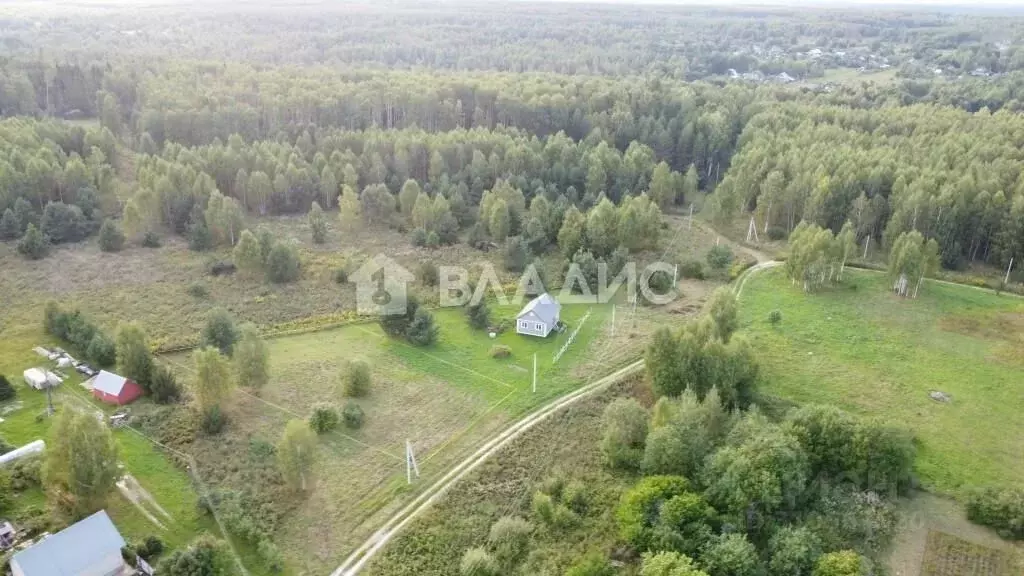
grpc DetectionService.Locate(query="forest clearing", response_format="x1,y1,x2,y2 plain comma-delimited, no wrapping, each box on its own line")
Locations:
736,267,1024,494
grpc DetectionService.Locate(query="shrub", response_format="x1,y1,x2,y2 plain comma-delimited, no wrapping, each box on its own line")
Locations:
502,237,530,272
406,308,438,346
426,230,441,248
138,536,165,560
333,267,348,284
0,208,21,240
678,259,705,280
121,546,138,568
552,504,579,530
266,242,300,283
531,491,555,525
460,548,498,576
701,533,762,576
341,359,371,397
562,481,589,515
257,539,284,573
0,375,15,402
487,517,533,568
538,475,565,501
141,231,161,248
8,456,42,491
466,301,490,330
200,405,226,435
966,487,1024,539
186,282,209,298
812,550,872,576
86,332,117,367
342,402,364,429
643,269,674,302
410,227,428,247
149,366,181,404
202,308,239,356
17,224,48,259
40,202,88,244
601,398,648,470
187,218,212,251
767,226,788,241
706,244,734,269
616,476,692,552
769,309,782,325
208,261,236,276
565,553,615,576
418,261,439,286
309,404,340,434
489,344,512,359
97,219,125,252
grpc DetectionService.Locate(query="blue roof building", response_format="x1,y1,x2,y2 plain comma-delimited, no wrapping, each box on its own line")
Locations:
11,511,129,576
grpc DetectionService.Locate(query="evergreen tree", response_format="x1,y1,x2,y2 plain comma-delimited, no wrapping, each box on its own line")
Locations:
309,201,327,244
0,208,21,240
233,229,263,275
17,223,48,259
266,242,300,283
97,219,125,252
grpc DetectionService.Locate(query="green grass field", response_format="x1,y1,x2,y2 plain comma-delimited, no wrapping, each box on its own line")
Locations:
158,301,616,573
737,267,1024,495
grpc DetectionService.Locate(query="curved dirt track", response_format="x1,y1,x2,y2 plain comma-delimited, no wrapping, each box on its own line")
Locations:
330,360,645,576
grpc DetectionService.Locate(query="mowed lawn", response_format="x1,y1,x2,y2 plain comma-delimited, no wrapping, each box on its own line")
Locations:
738,267,1024,495
161,301,612,574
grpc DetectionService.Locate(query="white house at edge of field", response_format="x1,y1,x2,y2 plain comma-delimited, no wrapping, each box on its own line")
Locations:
516,293,561,337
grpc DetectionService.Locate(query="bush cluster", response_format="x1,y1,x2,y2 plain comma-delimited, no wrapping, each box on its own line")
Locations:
966,487,1024,539
43,302,117,366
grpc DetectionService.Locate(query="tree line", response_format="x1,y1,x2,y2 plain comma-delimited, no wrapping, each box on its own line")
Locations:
713,101,1024,272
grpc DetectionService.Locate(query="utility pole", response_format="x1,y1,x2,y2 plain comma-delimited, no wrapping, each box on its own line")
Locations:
688,204,694,230
532,353,537,393
1006,257,1014,285
763,200,771,235
406,440,420,484
863,236,871,260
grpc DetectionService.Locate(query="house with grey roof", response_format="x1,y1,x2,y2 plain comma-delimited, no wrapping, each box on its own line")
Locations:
10,510,130,576
516,293,561,337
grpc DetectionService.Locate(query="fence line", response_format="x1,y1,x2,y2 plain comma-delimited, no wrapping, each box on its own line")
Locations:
552,307,592,364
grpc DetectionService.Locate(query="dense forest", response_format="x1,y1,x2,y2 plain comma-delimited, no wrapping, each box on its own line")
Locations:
713,103,1024,270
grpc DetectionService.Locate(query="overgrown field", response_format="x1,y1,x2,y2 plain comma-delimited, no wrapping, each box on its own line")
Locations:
365,378,648,576
921,531,1020,576
737,267,1024,494
157,301,626,573
0,211,722,574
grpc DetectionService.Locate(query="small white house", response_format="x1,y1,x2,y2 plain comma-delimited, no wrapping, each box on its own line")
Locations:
516,293,561,337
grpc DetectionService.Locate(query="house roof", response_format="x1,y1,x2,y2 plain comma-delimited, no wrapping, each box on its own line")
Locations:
11,511,125,576
516,293,561,325
92,370,129,396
